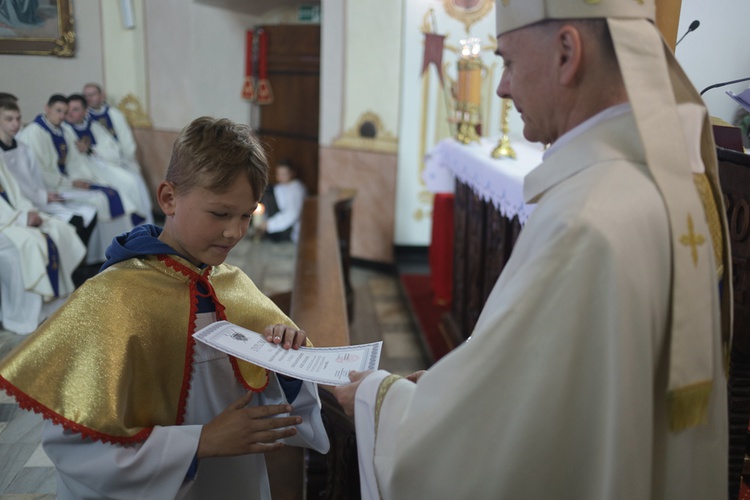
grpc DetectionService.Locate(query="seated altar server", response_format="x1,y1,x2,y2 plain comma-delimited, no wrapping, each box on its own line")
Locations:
0,116,329,499
65,94,153,225
0,158,86,335
261,159,307,243
334,1,731,499
0,99,97,250
17,94,138,263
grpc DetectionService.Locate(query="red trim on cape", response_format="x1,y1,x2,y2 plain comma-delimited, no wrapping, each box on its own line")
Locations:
0,376,153,445
158,255,269,394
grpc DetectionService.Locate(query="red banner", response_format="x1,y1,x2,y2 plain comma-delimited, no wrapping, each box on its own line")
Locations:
256,29,273,105
241,30,255,100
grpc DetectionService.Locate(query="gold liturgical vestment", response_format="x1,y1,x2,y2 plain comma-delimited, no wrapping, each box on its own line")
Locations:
0,254,297,444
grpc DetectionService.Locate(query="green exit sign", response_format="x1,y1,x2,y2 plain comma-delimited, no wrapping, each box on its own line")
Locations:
298,5,320,23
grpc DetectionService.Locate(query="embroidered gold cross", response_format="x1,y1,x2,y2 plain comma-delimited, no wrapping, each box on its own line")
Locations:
680,214,705,266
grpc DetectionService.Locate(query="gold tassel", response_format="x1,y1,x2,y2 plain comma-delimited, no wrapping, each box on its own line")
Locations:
667,380,712,432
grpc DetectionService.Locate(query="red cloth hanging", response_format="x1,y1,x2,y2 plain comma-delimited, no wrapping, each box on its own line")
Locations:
256,29,274,105
429,193,454,306
241,30,255,100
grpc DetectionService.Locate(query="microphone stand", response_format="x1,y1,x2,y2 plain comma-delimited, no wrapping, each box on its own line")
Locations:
701,77,750,96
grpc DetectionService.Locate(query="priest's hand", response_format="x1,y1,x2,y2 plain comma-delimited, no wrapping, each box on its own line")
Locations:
72,180,90,189
333,370,373,417
197,390,302,458
265,324,306,350
406,370,427,383
27,211,43,227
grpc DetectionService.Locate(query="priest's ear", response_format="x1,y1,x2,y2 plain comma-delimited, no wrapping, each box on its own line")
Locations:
156,181,177,216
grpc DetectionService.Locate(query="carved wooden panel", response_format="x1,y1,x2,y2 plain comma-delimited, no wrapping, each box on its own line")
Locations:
718,146,750,500
445,179,524,342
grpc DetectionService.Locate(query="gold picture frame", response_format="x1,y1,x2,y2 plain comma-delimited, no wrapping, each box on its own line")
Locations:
443,0,493,32
0,0,76,57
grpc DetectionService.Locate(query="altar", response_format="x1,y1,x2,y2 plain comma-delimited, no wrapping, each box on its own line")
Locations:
424,135,544,345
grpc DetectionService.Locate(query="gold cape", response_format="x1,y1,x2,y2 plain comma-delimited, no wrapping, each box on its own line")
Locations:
0,254,298,444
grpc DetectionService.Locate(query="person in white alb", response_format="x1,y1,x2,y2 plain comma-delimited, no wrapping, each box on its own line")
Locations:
333,1,732,499
16,94,139,264
65,93,153,225
260,160,306,243
0,99,98,256
0,157,86,335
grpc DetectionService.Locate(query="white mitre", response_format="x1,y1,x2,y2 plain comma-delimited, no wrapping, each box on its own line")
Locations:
495,0,732,432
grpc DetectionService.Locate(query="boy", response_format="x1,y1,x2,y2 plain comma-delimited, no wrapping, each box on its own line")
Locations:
260,159,307,243
0,117,329,498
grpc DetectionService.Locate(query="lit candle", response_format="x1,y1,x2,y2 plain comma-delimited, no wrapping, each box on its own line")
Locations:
252,202,266,229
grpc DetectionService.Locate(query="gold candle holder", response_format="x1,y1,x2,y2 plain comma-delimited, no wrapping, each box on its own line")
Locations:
492,98,516,159
455,37,482,144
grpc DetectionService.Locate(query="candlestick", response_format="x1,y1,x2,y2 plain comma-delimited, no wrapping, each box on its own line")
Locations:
492,98,516,159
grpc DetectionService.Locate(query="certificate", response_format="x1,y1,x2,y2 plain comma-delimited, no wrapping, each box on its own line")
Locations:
193,321,382,386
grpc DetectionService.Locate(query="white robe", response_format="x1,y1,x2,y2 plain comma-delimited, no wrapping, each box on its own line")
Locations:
266,179,306,243
17,120,137,262
43,312,330,499
0,160,85,334
0,140,97,226
89,105,138,165
67,118,153,224
353,108,727,499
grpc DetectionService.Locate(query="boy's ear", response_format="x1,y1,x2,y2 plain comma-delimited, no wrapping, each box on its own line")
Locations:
156,181,177,216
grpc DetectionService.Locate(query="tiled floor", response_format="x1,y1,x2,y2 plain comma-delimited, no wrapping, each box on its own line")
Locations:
0,236,429,497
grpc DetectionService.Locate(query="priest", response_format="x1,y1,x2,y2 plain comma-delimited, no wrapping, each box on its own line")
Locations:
17,94,138,263
0,158,86,334
334,1,731,499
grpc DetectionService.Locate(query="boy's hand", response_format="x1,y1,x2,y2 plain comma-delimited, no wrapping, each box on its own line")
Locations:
265,324,306,350
197,391,302,458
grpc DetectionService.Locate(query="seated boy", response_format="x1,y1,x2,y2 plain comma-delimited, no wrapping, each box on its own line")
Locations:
260,159,307,243
0,117,329,498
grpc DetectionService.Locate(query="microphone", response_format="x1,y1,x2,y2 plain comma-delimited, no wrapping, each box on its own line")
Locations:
676,20,700,46
700,76,750,96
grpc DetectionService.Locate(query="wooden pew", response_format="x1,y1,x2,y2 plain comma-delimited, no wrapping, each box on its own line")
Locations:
266,188,360,500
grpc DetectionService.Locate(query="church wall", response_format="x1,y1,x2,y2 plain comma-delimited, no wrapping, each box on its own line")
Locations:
3,0,747,264
676,0,750,128
0,0,105,120
318,0,402,263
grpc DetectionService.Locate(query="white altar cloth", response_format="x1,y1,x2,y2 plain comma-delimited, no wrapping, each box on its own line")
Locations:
423,136,544,224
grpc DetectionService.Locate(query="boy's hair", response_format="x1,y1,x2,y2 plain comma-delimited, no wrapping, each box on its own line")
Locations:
0,92,18,102
47,94,68,107
0,99,19,113
166,116,269,201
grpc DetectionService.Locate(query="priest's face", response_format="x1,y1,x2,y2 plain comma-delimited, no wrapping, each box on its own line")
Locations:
83,85,104,109
157,174,257,267
45,102,67,127
65,100,87,125
495,25,559,144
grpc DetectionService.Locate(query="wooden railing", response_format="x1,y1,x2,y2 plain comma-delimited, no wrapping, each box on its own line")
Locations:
266,188,361,500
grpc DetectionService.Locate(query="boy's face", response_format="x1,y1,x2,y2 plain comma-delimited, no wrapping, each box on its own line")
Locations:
45,102,68,127
275,165,293,184
157,174,257,267
0,109,21,142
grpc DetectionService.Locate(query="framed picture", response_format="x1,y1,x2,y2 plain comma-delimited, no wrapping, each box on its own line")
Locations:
0,0,75,57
